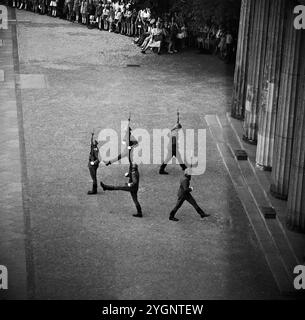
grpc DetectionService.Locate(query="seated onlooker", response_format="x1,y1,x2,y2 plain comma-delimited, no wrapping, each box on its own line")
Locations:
141,22,164,55
134,18,154,47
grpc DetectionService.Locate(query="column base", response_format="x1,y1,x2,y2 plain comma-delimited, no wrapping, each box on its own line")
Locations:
231,112,244,121
242,135,257,145
286,220,305,234
256,163,272,172
270,185,288,201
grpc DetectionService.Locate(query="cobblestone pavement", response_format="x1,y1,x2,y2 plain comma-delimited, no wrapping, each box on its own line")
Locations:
0,9,287,299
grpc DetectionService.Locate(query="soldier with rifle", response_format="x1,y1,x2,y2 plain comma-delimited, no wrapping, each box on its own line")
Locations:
100,163,143,218
100,115,143,218
159,110,187,175
87,132,100,195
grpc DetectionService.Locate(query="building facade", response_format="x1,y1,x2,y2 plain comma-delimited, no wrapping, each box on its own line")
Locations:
232,0,305,232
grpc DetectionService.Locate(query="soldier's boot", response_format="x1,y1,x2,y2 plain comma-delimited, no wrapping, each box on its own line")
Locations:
88,183,97,195
100,182,107,191
159,163,169,175
100,182,114,191
169,215,179,222
180,164,187,171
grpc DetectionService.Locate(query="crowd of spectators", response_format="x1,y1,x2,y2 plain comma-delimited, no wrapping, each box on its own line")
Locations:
6,0,237,60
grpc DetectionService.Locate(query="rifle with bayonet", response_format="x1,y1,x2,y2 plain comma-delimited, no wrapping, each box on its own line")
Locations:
127,113,133,184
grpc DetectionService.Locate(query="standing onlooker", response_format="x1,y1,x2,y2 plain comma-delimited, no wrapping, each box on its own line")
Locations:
125,4,132,36
96,1,103,30
168,17,178,54
225,30,234,63
107,5,115,32
86,0,96,28
214,25,224,55
135,8,145,37
176,23,187,51
114,7,122,33
73,0,80,22
50,0,57,17
57,0,65,18
130,8,137,37
80,0,87,24
102,4,110,30
120,3,127,35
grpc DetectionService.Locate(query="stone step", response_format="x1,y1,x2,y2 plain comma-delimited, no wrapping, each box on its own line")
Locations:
205,114,297,295
225,113,305,263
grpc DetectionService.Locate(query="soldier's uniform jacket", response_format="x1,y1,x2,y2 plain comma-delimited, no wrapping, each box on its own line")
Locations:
166,125,182,157
177,176,192,199
128,169,140,192
88,145,100,168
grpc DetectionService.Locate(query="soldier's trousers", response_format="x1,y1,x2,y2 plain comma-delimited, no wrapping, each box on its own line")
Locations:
170,194,205,218
89,165,98,189
103,184,142,214
161,150,187,171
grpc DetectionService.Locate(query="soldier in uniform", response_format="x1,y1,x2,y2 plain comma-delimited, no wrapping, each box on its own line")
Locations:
159,112,187,175
88,133,100,195
100,163,143,218
169,169,209,222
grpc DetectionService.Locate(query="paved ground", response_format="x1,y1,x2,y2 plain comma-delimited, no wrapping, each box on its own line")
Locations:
1,9,301,300
0,7,27,300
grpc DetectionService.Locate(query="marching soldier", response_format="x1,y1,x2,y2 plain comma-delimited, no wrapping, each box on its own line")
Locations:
100,163,143,218
169,169,209,222
159,111,187,175
87,133,100,195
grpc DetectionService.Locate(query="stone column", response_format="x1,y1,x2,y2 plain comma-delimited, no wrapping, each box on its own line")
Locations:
255,0,287,170
231,0,253,120
243,0,271,144
287,31,305,233
270,0,302,200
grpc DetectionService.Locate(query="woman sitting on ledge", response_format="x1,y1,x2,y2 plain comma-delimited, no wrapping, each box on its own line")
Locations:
141,22,164,55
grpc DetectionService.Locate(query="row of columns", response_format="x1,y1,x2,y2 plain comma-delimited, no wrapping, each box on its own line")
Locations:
231,0,305,232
